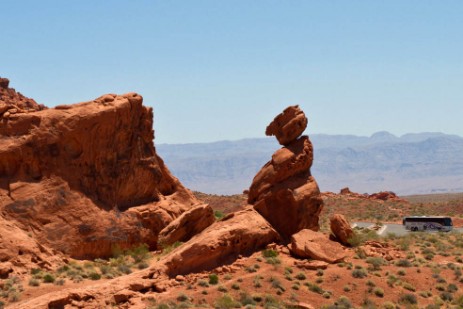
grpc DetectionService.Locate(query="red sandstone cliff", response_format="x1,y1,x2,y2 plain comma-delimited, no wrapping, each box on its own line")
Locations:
0,78,201,264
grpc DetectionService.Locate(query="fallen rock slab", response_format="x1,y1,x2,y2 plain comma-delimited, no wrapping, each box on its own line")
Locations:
330,214,354,246
156,208,281,277
290,229,346,263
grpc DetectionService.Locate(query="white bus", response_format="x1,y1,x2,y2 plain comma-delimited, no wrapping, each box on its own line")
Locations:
403,216,453,232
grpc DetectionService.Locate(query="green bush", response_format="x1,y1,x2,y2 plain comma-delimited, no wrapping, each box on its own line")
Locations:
373,287,384,297
352,268,368,278
42,273,55,283
295,272,306,280
399,293,417,305
214,294,241,308
89,272,101,280
209,273,219,285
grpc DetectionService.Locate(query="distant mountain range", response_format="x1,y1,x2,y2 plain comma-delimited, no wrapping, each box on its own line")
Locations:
156,132,463,196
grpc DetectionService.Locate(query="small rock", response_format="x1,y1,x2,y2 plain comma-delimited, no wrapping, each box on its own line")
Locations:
175,275,185,282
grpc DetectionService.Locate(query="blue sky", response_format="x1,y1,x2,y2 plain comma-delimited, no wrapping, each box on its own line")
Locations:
2,1,462,143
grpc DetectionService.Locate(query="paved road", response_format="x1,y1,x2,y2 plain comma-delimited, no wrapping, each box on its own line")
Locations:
353,222,463,237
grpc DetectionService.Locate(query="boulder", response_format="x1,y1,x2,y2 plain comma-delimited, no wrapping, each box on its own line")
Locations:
330,214,354,246
157,208,281,277
265,105,308,146
289,229,346,263
158,203,215,246
248,106,323,240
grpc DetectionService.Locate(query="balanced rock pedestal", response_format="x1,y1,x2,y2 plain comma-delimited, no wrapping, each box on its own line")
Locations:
248,105,323,240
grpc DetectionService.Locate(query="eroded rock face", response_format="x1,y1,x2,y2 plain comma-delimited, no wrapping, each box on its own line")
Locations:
330,214,354,246
289,229,346,263
158,203,215,246
0,81,198,260
248,106,323,240
156,208,280,277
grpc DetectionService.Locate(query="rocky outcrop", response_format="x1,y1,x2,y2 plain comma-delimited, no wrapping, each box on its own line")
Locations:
330,214,354,246
369,191,400,201
0,79,199,260
289,229,346,263
158,203,215,246
156,208,280,277
0,77,45,119
248,105,323,240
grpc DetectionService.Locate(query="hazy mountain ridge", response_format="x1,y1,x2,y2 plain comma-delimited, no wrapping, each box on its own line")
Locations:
157,132,463,195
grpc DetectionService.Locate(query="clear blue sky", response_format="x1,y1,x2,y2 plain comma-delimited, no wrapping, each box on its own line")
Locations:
2,1,462,143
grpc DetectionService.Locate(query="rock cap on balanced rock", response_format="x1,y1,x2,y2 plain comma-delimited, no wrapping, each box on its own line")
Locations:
265,105,308,145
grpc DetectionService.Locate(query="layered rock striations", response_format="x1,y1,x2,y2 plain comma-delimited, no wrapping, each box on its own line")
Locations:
248,105,323,240
0,78,201,261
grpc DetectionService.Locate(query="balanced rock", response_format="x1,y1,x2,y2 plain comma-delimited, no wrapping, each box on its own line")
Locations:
289,229,346,263
248,106,323,240
330,214,354,246
265,105,308,146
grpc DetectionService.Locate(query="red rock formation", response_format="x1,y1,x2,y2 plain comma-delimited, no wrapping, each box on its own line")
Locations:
0,77,45,118
158,203,215,246
369,191,399,201
330,214,354,246
289,229,346,263
248,106,323,240
156,208,280,277
265,105,308,146
0,79,199,261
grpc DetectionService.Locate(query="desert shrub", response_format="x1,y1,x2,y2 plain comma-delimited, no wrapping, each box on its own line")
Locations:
435,284,446,291
403,282,416,292
397,269,406,276
28,278,40,287
214,294,241,308
137,261,149,269
440,291,453,302
399,293,417,305
317,269,324,277
55,278,65,286
231,283,240,290
253,276,262,288
117,264,131,274
323,295,353,309
89,272,101,280
208,273,219,285
214,210,225,220
295,272,306,280
198,280,209,287
263,294,282,308
177,293,189,302
352,268,367,278
374,287,384,297
343,285,351,292
42,273,55,283
239,292,256,306
305,282,323,294
396,259,412,267
252,294,263,302
348,229,379,247
366,257,386,270
217,285,227,292
127,243,150,263
269,277,285,292
262,249,278,258
447,283,458,293
160,241,183,256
